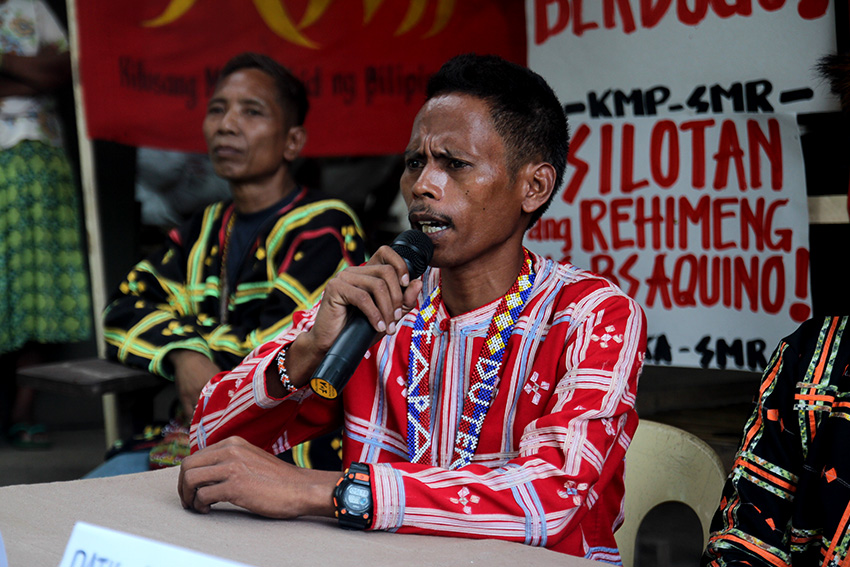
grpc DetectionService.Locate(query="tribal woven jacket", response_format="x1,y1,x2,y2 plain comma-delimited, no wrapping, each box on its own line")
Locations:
104,187,366,379
704,316,850,566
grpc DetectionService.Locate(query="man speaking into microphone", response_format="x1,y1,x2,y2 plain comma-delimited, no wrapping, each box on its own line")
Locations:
179,53,646,562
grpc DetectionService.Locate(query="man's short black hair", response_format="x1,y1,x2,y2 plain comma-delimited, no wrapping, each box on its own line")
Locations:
219,52,309,126
426,53,569,227
816,53,850,111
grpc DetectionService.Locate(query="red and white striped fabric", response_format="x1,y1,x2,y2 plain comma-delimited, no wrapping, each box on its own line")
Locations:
191,251,646,562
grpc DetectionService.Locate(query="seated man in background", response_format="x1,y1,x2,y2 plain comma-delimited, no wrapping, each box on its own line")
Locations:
702,55,850,567
180,53,646,562
100,52,366,473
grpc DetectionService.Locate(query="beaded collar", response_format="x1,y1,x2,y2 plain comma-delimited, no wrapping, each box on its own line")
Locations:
218,210,237,324
407,250,535,469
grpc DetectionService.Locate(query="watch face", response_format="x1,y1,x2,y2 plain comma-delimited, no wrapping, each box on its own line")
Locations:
342,484,371,514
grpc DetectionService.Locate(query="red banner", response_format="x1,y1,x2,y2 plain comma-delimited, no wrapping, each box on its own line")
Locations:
76,1,526,156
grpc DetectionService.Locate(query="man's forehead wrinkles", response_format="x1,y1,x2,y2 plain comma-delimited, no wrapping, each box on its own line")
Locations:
422,132,467,157
239,96,268,107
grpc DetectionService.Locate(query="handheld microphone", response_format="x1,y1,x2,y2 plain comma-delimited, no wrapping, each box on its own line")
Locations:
309,230,434,400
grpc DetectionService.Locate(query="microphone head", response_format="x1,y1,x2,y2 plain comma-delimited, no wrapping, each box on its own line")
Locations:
391,230,434,281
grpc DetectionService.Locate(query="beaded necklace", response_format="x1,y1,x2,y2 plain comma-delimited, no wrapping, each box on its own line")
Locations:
218,211,237,324
407,250,535,469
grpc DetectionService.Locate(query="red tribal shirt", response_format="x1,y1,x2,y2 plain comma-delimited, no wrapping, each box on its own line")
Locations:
191,252,646,563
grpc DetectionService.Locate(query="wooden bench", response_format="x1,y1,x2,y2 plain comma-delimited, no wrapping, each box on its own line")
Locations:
17,358,163,448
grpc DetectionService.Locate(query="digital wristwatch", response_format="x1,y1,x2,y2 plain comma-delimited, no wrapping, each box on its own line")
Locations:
333,462,373,530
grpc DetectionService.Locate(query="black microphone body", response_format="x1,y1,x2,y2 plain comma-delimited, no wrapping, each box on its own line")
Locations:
309,230,434,400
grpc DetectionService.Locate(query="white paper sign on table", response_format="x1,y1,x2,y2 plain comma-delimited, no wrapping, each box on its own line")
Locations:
0,529,8,567
58,522,257,567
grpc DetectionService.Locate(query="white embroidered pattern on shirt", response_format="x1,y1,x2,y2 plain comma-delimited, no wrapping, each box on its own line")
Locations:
591,325,623,349
523,371,551,405
558,481,588,506
450,487,481,514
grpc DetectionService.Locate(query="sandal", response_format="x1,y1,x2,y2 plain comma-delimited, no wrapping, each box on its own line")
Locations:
6,422,52,449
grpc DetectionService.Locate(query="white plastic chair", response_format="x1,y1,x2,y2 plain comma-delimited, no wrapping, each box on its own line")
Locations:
615,420,728,567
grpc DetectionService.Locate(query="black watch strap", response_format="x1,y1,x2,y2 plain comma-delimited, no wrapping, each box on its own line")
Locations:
333,462,373,530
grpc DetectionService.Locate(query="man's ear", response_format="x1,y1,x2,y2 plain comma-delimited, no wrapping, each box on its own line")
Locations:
521,162,557,216
283,125,307,162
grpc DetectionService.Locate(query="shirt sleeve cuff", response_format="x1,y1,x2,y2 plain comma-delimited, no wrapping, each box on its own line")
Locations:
370,463,406,531
152,340,214,380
